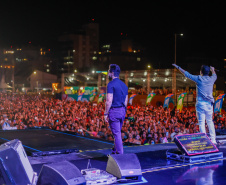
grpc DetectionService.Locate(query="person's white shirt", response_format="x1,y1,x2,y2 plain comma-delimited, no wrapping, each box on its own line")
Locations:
2,121,17,130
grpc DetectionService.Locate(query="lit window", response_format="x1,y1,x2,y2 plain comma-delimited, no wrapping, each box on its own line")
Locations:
92,56,97,60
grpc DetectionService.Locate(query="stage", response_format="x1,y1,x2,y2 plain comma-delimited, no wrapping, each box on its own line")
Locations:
1,129,226,184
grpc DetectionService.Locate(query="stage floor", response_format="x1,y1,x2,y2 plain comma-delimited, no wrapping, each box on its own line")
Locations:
1,129,226,184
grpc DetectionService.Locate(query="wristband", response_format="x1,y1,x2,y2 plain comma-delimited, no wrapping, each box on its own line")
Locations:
104,113,108,116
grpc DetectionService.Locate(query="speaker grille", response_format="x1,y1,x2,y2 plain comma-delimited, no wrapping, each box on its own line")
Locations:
111,154,141,170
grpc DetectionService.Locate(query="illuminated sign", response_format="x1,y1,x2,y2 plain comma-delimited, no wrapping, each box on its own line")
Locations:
174,133,219,156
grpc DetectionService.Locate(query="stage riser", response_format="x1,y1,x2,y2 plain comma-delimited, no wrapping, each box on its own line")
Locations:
167,149,223,163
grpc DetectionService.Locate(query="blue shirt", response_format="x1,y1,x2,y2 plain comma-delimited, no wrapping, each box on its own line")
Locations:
184,71,217,103
107,78,128,108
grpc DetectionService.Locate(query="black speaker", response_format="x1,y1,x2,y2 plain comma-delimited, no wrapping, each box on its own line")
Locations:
37,161,86,185
106,153,142,180
0,139,36,185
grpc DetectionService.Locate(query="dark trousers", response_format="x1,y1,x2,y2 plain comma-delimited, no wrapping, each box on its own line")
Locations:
109,107,126,154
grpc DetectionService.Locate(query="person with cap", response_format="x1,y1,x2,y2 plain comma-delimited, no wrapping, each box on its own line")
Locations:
172,64,217,144
104,64,128,154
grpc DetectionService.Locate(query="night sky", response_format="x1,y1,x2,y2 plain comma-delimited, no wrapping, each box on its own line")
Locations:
0,1,225,65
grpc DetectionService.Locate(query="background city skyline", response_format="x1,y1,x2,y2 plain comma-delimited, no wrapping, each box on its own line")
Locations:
0,0,225,64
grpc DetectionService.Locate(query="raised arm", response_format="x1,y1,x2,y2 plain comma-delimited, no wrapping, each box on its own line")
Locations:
172,64,185,74
172,64,199,83
210,66,216,75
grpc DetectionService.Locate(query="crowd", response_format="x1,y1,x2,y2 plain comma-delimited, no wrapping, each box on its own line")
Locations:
0,93,225,145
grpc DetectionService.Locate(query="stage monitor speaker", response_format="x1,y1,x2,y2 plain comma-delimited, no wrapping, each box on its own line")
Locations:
106,153,142,180
0,139,36,185
37,161,86,185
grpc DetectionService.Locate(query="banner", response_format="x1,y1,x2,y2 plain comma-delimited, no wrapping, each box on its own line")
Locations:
77,92,84,101
146,93,156,105
84,87,98,95
163,94,174,108
98,93,106,103
129,94,137,105
89,92,97,102
214,94,226,113
177,93,187,112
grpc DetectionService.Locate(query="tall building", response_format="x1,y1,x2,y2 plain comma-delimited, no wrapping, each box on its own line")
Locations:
95,38,149,71
58,23,99,72
0,45,56,91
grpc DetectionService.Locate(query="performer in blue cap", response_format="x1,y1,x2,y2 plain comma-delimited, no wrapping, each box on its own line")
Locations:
104,64,128,154
172,64,217,144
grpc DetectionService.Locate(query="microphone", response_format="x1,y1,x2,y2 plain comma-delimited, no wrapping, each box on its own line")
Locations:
210,66,219,72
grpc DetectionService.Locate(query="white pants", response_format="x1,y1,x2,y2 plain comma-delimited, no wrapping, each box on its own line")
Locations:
196,100,216,143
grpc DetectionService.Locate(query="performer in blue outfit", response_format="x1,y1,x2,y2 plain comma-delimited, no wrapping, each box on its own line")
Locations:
172,64,217,144
104,64,128,154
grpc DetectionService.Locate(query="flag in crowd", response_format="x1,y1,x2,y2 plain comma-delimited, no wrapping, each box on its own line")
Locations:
214,94,226,113
89,92,97,102
77,92,84,101
98,93,106,103
129,94,137,105
177,93,187,112
163,94,174,108
146,93,156,105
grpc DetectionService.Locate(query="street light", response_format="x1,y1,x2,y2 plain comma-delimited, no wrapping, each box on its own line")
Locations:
172,33,183,105
174,33,183,65
147,65,151,94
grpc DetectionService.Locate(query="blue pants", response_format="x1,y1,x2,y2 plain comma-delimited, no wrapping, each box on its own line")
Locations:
109,107,126,154
196,100,216,143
